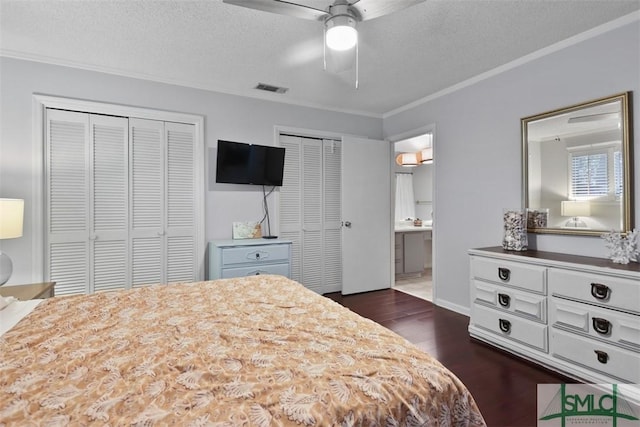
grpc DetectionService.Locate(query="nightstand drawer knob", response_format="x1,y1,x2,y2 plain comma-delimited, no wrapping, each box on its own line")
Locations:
498,293,511,307
594,350,609,364
592,317,612,335
497,267,511,281
247,251,269,261
590,283,610,300
499,319,511,333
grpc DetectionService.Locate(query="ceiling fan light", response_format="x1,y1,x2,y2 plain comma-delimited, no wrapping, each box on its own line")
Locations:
325,15,357,51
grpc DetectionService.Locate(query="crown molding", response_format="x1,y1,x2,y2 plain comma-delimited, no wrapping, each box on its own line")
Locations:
383,11,640,119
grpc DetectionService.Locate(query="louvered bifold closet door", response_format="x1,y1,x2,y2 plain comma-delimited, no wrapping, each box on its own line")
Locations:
130,118,165,287
278,135,343,294
278,135,303,282
301,139,324,293
165,122,196,283
46,111,128,295
91,115,129,292
46,110,91,295
323,140,342,293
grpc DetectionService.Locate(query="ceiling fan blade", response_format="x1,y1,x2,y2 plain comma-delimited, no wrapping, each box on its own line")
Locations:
348,0,425,21
222,0,327,21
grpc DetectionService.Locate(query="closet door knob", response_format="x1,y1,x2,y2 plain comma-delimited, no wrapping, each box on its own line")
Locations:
344,221,352,228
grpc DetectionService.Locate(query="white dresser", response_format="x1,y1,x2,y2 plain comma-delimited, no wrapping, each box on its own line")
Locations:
208,239,292,280
469,247,640,384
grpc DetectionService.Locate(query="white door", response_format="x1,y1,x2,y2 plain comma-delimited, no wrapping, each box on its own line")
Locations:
341,136,391,295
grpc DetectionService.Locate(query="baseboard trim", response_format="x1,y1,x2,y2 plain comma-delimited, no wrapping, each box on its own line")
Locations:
433,297,470,317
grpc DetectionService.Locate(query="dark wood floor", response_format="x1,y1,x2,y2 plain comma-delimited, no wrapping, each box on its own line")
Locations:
325,288,576,427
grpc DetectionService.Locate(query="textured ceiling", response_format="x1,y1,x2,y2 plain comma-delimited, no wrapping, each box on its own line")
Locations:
1,0,639,117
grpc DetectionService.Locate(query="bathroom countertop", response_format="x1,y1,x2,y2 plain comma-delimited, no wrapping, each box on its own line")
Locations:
394,225,433,232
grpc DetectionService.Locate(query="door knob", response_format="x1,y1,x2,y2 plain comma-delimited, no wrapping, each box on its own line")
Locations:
344,221,352,228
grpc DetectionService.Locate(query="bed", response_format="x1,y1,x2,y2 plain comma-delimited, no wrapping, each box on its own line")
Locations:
0,275,485,426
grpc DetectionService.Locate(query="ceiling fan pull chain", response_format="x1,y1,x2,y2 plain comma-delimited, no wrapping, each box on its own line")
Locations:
323,25,328,71
355,40,359,89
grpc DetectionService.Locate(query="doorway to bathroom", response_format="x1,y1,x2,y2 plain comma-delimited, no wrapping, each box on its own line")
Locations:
391,129,434,302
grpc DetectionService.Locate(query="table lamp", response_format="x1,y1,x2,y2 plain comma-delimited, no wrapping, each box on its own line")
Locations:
561,200,591,228
0,198,24,285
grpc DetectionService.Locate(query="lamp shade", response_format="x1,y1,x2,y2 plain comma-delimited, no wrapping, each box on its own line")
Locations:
0,198,24,239
561,201,591,217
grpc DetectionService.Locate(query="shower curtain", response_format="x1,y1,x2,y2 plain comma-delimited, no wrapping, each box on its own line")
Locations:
395,173,416,222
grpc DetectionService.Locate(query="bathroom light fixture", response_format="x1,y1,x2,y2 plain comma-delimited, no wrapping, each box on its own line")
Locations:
420,148,433,164
395,153,418,167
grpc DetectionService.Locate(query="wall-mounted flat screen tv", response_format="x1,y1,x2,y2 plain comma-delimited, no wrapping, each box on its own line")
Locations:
215,140,285,186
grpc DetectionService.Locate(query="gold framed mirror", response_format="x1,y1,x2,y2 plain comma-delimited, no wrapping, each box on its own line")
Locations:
522,92,633,236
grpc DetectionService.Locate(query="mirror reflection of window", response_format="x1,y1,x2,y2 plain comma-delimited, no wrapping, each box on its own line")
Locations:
568,144,621,200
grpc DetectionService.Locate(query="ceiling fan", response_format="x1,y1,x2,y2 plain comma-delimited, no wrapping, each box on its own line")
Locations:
222,0,426,87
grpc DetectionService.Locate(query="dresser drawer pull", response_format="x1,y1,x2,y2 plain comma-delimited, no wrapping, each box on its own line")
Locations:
590,283,610,300
498,293,511,307
594,350,609,364
499,319,511,333
592,317,612,335
497,267,511,281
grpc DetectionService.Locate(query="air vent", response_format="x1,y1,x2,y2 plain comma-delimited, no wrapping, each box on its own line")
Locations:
255,83,288,94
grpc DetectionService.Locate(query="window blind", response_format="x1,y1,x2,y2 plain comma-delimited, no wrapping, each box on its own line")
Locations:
614,150,623,198
570,152,608,198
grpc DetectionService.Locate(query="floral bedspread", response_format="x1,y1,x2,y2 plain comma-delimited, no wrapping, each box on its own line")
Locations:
0,275,485,426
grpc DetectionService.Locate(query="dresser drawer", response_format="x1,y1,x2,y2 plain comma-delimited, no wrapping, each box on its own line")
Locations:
471,256,546,294
221,244,290,266
221,263,290,279
550,297,640,350
550,329,640,383
473,279,547,322
548,268,640,314
472,304,548,352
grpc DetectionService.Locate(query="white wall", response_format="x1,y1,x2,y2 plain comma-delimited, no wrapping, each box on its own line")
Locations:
383,20,640,314
0,57,382,284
